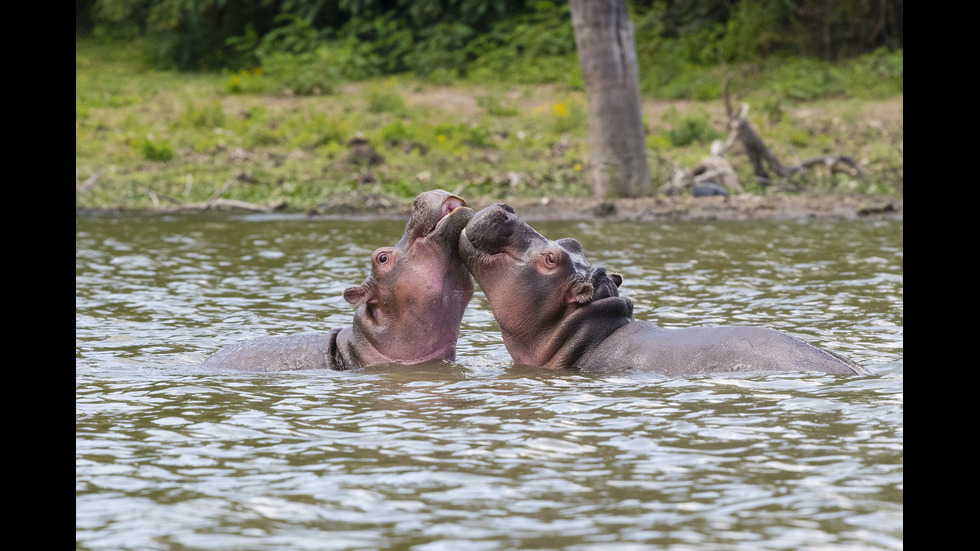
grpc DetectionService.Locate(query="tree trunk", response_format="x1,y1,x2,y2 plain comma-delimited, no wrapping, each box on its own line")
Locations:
570,0,651,199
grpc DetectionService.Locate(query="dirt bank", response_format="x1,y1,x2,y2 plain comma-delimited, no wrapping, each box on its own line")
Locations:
297,191,901,222
75,192,902,223
482,193,902,222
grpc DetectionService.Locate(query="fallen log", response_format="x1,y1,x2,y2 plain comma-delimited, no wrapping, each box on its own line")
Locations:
156,179,286,213
161,198,287,213
720,74,863,187
669,76,870,195
725,102,863,187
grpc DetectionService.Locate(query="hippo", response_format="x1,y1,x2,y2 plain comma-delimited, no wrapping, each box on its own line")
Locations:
203,190,474,371
458,203,870,376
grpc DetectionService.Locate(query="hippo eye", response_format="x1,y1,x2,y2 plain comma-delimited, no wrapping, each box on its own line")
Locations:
378,253,389,264
544,252,557,266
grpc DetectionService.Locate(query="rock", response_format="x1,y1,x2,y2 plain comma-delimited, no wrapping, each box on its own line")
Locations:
692,182,729,198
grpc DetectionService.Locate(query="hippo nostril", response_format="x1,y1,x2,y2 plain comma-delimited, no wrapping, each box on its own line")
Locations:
590,267,621,300
481,203,516,224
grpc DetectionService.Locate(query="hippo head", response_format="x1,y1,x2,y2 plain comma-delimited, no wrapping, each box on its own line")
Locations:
342,190,474,364
459,203,625,366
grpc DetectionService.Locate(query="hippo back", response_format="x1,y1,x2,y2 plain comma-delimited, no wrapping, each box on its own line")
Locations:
577,321,869,375
203,330,345,372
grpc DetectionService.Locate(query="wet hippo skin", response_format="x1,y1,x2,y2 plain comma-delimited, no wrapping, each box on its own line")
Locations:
204,190,474,371
459,203,870,376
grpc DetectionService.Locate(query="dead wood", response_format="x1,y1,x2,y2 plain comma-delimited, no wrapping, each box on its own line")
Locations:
157,179,286,213
161,198,286,213
727,101,863,186
665,147,740,196
671,74,865,193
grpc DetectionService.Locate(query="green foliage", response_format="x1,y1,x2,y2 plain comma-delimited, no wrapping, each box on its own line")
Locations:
254,13,324,59
645,133,671,151
225,68,272,95
258,48,343,95
241,124,285,148
477,94,519,117
548,99,587,134
176,101,225,129
787,128,810,148
465,2,580,86
304,116,352,148
75,30,902,212
644,63,728,101
81,0,902,100
837,48,904,98
405,22,475,77
432,122,495,149
137,134,175,161
76,99,91,120
761,58,846,101
331,12,418,77
716,0,790,61
380,121,416,146
366,85,408,114
658,107,722,147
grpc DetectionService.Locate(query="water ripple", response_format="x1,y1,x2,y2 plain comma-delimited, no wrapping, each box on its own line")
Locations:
77,215,902,550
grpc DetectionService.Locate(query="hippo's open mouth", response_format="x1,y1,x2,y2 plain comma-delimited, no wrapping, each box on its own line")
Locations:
399,191,472,251
429,195,468,235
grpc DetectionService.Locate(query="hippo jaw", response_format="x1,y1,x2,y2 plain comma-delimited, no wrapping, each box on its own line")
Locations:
343,190,475,365
398,190,473,255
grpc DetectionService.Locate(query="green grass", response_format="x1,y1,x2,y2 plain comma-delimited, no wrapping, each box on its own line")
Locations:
76,39,903,211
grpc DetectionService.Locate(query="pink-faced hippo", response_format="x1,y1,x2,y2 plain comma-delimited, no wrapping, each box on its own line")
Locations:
204,190,474,371
459,203,870,376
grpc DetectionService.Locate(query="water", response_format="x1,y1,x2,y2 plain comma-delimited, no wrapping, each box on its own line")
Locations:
76,212,903,550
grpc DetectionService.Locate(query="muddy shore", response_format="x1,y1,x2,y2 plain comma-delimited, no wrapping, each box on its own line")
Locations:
297,192,902,222
76,192,903,223
485,194,902,222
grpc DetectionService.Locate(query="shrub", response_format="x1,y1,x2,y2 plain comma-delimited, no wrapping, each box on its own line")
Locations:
176,101,225,129
366,85,408,115
381,121,416,146
550,99,587,134
258,49,340,95
477,94,519,117
138,135,175,161
660,108,721,147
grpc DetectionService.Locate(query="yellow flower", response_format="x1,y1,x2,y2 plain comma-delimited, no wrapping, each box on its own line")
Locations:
437,135,446,143
573,163,582,171
552,103,569,117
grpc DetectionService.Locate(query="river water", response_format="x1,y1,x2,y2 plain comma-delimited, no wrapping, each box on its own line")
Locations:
76,212,903,550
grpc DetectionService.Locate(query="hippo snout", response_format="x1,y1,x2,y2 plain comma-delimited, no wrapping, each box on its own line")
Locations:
462,203,524,255
589,268,623,300
473,203,518,228
472,202,516,225
495,203,516,215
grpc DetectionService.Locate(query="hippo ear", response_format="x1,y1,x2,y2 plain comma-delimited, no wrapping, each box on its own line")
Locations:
611,273,623,287
556,238,584,255
343,285,373,306
569,282,594,304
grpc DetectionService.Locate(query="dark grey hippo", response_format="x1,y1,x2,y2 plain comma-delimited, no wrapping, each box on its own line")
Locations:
458,203,870,376
204,190,474,371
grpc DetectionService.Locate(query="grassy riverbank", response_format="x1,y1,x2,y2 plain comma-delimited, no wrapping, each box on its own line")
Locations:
75,39,903,215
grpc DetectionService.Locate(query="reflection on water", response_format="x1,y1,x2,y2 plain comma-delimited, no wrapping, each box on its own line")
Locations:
76,213,902,550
